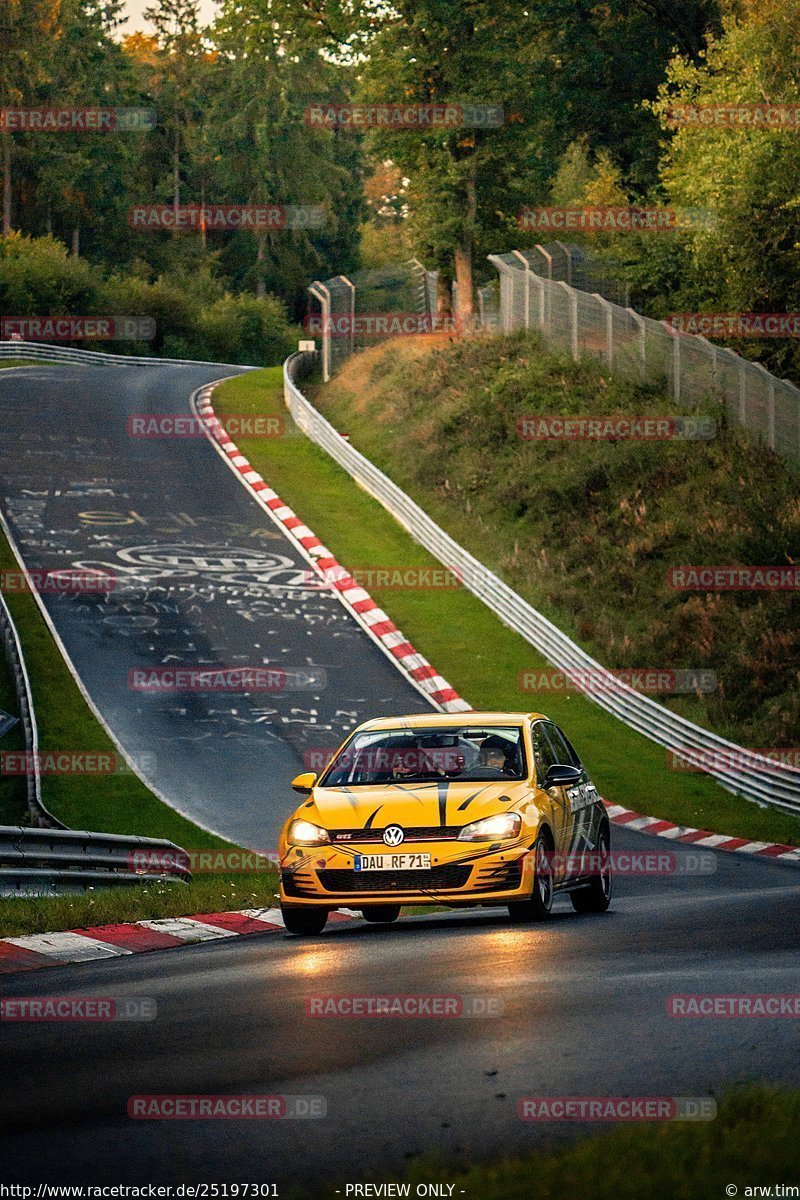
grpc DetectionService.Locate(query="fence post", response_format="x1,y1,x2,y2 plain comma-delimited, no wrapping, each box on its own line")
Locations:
594,294,613,370
555,240,573,285
752,363,776,450
557,281,579,361
673,329,682,405
338,275,356,360
626,308,646,381
697,335,718,399
512,250,531,329
308,281,331,382
738,357,747,429
535,244,553,280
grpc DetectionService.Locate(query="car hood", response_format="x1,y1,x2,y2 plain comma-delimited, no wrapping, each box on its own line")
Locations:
306,779,533,831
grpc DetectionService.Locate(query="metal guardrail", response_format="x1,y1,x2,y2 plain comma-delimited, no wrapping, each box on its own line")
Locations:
284,351,800,816
0,826,191,896
0,342,259,370
0,587,63,829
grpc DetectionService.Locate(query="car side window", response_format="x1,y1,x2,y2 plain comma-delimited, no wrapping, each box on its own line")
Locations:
530,722,559,786
543,722,580,769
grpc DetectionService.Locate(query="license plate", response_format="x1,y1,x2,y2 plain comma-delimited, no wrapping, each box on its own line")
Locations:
354,853,431,871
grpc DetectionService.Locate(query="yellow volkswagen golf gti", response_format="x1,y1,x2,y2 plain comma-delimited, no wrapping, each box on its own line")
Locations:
279,711,612,935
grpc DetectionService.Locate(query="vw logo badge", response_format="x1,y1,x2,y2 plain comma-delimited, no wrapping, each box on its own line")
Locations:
382,825,404,847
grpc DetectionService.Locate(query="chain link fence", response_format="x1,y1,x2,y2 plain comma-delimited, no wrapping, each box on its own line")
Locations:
489,248,800,465
308,260,439,381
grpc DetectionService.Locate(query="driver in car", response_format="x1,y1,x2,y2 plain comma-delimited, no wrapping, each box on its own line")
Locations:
475,734,516,777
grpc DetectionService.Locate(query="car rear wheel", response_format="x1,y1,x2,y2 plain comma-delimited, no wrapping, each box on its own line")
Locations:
281,905,329,936
508,833,553,923
570,826,612,914
361,905,401,924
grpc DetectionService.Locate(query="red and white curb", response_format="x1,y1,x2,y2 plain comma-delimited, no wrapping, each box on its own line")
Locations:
192,383,469,714
604,802,800,863
0,908,359,975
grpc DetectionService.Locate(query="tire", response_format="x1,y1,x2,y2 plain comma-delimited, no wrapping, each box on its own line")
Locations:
362,905,401,924
281,905,329,936
570,825,612,914
508,833,554,923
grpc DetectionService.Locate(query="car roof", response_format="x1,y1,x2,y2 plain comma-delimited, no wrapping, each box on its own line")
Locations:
356,711,548,732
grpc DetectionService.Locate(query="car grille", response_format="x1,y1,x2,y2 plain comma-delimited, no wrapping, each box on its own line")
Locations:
317,866,472,893
330,826,462,844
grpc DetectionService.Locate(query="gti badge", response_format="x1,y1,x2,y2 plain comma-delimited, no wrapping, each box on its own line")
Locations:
382,825,405,847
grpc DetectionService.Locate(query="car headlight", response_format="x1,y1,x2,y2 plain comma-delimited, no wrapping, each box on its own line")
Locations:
287,818,331,847
457,812,521,842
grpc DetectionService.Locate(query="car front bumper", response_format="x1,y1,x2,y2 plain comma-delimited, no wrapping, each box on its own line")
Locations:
279,839,536,908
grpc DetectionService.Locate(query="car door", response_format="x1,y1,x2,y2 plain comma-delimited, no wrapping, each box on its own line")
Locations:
543,721,600,871
529,720,571,882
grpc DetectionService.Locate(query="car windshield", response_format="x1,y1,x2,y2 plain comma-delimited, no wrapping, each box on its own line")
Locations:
319,725,528,786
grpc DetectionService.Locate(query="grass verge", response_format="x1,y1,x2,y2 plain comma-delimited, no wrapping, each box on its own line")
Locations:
213,365,799,846
0,871,279,938
294,1086,797,1200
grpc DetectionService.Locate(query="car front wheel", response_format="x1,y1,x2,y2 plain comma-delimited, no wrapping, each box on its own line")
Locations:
508,833,553,923
281,905,329,936
362,905,401,923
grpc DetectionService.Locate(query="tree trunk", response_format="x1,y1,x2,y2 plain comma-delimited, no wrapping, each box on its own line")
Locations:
71,225,80,257
256,233,266,299
453,158,477,324
199,182,206,251
2,132,11,236
173,113,180,213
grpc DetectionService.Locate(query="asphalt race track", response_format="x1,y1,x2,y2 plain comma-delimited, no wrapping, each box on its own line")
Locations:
0,836,797,1186
0,364,798,1190
0,363,431,846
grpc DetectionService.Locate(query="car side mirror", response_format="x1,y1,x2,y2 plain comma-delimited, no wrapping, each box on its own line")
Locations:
542,763,582,790
291,771,317,795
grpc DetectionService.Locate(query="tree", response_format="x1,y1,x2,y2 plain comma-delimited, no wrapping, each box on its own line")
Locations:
650,0,800,373
0,0,61,236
